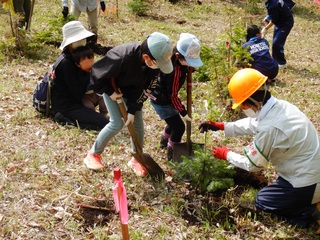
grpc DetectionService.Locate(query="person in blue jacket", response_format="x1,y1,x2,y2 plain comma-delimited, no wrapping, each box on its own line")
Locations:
242,25,278,81
262,0,294,68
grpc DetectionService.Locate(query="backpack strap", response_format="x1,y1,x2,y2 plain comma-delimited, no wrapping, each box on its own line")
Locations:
52,53,65,71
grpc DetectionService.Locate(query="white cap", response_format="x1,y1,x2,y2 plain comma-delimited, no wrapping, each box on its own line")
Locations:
177,33,203,68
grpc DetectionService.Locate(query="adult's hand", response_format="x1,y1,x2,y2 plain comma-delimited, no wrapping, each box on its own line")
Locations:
100,1,106,12
198,121,224,133
62,6,69,18
212,146,229,160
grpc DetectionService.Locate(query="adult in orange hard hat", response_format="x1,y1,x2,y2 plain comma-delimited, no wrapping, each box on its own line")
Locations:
199,68,320,233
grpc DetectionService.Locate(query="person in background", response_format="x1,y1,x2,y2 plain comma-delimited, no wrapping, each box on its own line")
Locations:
71,46,108,116
51,21,109,130
84,32,173,176
262,0,294,68
263,0,296,24
61,0,108,55
150,33,203,160
199,68,320,233
242,25,278,83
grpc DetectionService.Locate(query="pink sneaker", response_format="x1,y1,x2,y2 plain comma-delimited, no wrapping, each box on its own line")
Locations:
84,151,104,170
128,157,147,177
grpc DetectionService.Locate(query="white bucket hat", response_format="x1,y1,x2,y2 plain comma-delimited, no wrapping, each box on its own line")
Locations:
59,21,95,50
177,33,203,68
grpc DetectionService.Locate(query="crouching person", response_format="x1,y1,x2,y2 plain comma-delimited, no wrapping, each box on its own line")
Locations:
199,68,320,232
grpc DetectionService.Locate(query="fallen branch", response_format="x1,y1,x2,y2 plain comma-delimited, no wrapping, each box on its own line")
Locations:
77,203,113,212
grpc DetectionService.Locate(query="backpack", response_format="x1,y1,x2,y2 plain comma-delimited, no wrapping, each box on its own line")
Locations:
32,54,65,117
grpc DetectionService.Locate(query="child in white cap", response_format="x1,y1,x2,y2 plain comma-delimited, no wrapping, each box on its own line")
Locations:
84,32,173,175
149,33,203,160
51,21,109,130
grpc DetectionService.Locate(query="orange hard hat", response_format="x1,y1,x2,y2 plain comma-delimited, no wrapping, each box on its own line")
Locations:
228,68,268,109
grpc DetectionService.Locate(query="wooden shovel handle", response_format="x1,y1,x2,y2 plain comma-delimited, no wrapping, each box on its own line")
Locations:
186,67,193,155
111,78,143,156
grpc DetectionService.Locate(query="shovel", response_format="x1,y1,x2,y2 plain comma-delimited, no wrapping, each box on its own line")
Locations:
172,67,204,162
111,79,165,181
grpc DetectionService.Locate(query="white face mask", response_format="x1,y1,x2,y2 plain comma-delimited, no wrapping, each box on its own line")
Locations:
145,60,159,69
71,39,87,49
243,108,259,118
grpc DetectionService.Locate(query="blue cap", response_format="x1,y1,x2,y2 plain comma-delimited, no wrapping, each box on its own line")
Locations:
177,33,203,68
147,32,173,74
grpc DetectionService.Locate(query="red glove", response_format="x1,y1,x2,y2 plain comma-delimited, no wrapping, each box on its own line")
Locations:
212,146,229,160
198,121,224,133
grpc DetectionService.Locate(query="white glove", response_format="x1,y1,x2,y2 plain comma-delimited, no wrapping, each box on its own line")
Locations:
182,115,192,122
261,27,267,38
125,113,135,126
110,91,123,101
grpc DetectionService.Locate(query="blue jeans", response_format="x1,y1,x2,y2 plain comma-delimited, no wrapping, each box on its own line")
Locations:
91,93,144,154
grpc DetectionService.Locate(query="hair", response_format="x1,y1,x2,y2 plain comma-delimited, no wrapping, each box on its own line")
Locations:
243,88,271,106
140,38,155,60
71,46,94,65
171,46,185,65
246,25,261,42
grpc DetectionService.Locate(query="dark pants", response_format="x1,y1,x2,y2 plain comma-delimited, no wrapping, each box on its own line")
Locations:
164,114,185,143
272,25,293,65
56,104,109,131
255,176,317,228
13,0,31,29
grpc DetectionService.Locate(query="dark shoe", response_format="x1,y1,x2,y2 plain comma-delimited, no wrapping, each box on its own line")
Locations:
160,135,168,149
167,146,174,161
53,112,75,126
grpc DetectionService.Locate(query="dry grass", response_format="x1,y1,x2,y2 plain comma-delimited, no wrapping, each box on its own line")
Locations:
1,0,320,239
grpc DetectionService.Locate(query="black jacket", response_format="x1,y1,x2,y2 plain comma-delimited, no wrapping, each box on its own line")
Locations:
150,57,188,117
51,50,89,113
91,42,159,114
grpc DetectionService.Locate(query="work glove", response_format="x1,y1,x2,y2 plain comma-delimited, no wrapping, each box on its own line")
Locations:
182,115,192,123
110,91,123,101
100,1,106,12
198,121,224,133
125,113,134,126
212,146,229,160
261,27,267,38
62,6,69,18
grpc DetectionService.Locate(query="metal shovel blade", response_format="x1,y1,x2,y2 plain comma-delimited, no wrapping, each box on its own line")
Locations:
172,142,204,163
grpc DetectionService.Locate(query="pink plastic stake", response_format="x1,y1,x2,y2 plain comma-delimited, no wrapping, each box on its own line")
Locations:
315,0,320,8
113,168,129,240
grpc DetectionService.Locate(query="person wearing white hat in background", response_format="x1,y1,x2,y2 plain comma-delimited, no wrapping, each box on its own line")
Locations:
51,21,109,130
84,32,173,175
61,0,108,55
149,33,203,161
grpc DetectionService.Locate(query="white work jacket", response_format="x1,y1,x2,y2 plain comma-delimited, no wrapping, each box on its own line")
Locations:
224,96,320,195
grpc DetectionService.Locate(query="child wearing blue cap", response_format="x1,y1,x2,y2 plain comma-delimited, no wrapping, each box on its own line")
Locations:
84,32,173,175
149,33,203,160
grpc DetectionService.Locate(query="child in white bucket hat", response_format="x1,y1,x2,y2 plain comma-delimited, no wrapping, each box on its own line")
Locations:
51,21,110,130
149,33,203,160
84,32,173,174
